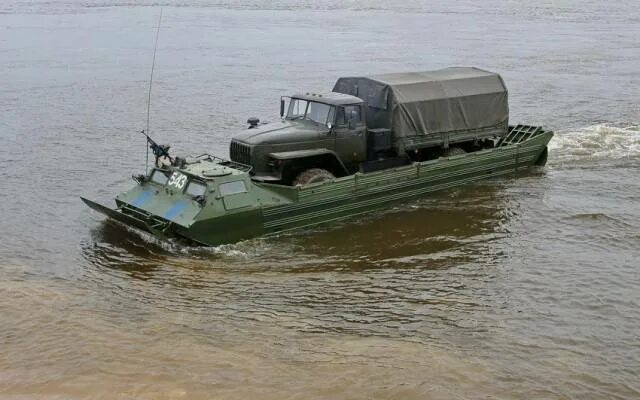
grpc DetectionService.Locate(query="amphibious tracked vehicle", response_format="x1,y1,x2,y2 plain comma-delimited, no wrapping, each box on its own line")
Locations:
82,67,553,246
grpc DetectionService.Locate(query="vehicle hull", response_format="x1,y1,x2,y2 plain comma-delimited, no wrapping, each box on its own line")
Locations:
259,128,552,235
83,126,552,246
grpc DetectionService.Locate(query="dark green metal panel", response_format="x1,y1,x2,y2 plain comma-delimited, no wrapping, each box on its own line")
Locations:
83,127,552,246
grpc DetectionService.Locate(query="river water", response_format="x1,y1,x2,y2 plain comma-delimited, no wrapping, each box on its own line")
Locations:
1,1,639,399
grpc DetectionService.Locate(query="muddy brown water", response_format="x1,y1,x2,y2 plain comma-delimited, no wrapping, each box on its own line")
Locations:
1,1,639,399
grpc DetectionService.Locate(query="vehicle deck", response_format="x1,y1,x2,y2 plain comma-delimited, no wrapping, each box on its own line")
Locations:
255,125,551,207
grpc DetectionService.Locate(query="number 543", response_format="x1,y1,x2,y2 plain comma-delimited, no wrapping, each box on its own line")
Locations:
168,172,187,189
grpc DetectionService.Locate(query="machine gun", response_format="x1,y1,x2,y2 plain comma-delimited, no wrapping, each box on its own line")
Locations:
140,129,173,166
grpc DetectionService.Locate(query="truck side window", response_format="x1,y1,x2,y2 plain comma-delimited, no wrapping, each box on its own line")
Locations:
336,105,361,126
345,105,361,123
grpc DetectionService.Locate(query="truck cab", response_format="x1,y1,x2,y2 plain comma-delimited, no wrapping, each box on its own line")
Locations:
230,92,372,185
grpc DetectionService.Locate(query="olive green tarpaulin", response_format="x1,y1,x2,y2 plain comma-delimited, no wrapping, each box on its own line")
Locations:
333,67,509,138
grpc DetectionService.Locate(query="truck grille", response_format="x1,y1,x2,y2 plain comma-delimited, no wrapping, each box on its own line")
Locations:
230,140,252,165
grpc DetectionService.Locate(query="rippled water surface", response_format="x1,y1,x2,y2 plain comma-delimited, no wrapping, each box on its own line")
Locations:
1,1,639,398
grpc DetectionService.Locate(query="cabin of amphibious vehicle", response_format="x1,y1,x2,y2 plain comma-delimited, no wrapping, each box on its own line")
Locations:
82,67,553,246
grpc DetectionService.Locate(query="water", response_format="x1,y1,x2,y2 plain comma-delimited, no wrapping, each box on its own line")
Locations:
1,1,639,398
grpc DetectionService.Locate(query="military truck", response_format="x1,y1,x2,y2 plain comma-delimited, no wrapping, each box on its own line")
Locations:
230,67,509,185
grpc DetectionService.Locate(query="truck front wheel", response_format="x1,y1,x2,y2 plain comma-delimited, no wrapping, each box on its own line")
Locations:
293,168,335,186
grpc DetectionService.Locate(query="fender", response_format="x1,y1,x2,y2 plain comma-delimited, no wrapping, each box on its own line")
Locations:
269,149,349,175
249,149,350,182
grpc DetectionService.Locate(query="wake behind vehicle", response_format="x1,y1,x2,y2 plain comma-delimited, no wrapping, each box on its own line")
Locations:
82,67,553,246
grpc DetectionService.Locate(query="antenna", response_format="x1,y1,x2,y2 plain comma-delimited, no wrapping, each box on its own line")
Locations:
144,8,163,174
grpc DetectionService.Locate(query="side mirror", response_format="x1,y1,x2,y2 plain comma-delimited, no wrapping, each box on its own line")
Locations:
280,98,285,117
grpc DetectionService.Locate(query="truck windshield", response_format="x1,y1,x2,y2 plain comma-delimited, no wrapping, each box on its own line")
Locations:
287,99,334,125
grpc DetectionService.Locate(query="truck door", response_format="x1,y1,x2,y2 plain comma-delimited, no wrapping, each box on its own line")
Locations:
333,104,367,168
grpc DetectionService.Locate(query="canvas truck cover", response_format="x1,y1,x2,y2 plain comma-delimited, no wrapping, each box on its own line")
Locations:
333,67,509,141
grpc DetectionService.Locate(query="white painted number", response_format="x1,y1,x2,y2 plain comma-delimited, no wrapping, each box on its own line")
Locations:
168,172,187,190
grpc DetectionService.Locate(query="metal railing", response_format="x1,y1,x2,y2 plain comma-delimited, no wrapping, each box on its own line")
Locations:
498,125,543,147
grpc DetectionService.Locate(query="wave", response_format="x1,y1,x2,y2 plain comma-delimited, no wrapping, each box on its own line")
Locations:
548,124,640,165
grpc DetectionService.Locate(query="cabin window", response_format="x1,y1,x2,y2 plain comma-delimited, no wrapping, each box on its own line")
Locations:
337,105,362,126
287,99,308,118
306,102,333,125
219,180,247,196
185,181,207,197
288,99,334,125
150,170,169,185
345,105,361,123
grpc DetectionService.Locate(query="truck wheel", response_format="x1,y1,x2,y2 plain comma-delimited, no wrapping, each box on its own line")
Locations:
293,168,335,186
443,146,466,157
